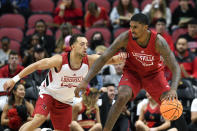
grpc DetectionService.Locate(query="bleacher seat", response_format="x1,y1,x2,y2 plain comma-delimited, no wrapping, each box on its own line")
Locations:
85,0,111,14
57,0,83,9
172,28,188,42
26,28,53,36
113,28,129,38
85,27,111,46
0,14,25,30
0,28,23,42
113,0,139,8
30,0,54,13
28,14,53,28
55,28,82,40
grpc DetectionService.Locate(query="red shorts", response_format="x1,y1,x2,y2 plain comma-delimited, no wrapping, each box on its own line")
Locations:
119,71,170,104
33,94,72,131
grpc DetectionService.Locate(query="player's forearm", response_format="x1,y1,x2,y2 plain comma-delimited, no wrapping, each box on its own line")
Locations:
156,121,170,131
84,55,108,82
170,64,181,90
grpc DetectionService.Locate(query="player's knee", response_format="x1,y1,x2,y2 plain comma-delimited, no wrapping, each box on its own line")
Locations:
135,120,144,128
70,121,78,128
94,123,102,131
32,114,47,124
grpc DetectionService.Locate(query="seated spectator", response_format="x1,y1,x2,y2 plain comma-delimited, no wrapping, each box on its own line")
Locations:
1,83,34,131
135,92,177,131
21,33,41,67
85,2,110,30
142,0,171,28
70,88,102,131
174,36,197,80
171,0,197,30
154,18,174,51
110,0,139,29
0,37,11,67
103,60,125,87
21,20,55,56
180,18,197,55
0,51,24,78
99,84,116,127
87,32,105,55
55,23,73,54
188,98,197,131
53,0,83,30
0,0,30,18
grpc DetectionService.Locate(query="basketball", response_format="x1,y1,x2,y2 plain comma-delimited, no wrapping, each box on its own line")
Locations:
160,99,183,120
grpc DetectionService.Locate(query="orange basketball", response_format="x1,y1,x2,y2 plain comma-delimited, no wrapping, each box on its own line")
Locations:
160,99,183,120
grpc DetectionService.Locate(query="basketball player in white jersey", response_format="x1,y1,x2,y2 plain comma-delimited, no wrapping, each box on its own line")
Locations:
3,34,126,131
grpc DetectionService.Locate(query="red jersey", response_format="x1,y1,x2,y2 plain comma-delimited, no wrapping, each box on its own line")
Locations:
0,65,24,78
124,30,163,77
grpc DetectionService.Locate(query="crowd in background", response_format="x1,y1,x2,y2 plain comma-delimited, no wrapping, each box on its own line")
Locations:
0,0,197,130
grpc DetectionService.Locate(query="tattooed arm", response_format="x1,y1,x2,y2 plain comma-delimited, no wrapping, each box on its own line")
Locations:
156,34,181,99
75,31,129,97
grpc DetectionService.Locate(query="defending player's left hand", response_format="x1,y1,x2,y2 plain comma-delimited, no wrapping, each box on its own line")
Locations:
162,89,177,101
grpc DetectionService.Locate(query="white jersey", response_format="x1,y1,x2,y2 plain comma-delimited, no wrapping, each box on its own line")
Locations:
39,52,89,105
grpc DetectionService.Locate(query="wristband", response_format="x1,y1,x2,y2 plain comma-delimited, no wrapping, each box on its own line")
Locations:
12,75,20,83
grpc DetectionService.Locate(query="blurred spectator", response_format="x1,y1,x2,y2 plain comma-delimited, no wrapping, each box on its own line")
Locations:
21,20,55,56
180,18,197,55
0,0,30,18
87,32,105,55
99,84,116,127
85,2,110,30
135,92,177,131
55,23,73,54
70,88,102,131
0,51,24,78
188,98,197,131
142,0,171,28
21,33,41,67
171,0,197,30
103,61,125,87
175,36,197,79
110,0,139,29
1,83,34,131
0,37,11,67
53,0,83,30
154,18,174,51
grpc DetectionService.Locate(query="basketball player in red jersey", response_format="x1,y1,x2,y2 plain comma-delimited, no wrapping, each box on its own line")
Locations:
3,34,126,131
75,13,188,131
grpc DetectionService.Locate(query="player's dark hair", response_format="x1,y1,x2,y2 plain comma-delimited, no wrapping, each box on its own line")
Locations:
69,34,85,46
130,13,149,25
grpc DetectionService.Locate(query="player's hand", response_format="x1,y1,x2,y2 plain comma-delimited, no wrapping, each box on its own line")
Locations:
75,80,88,97
3,79,16,92
162,89,177,101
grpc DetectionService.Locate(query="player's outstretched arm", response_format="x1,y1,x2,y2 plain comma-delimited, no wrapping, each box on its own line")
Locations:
3,55,62,92
156,34,181,100
75,31,129,97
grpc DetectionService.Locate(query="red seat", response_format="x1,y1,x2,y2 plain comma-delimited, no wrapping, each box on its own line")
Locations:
172,28,188,42
0,14,25,30
141,0,152,10
28,14,53,28
114,28,129,38
85,0,111,13
57,0,83,9
55,28,82,40
0,40,20,53
0,28,23,42
85,27,111,45
30,0,54,13
26,28,53,36
169,0,195,13
113,0,139,8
